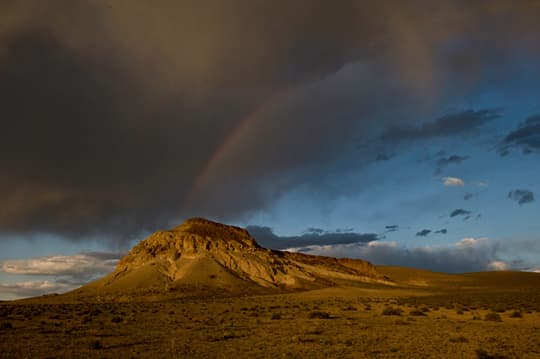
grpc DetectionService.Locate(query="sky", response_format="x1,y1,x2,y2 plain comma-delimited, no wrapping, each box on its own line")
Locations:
1,0,540,299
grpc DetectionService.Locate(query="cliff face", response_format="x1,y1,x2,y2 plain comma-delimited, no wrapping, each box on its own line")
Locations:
116,218,259,270
75,218,383,299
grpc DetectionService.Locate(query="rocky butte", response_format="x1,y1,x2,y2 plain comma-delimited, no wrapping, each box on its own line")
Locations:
70,218,386,301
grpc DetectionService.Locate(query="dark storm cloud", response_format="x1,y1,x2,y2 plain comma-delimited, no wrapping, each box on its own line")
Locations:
0,29,231,239
416,229,431,237
0,0,402,240
246,226,377,250
435,229,448,234
382,109,502,142
436,155,470,167
499,114,540,154
2,1,540,242
508,189,535,205
450,209,472,217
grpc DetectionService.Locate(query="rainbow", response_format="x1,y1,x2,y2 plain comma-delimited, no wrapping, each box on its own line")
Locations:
182,90,289,212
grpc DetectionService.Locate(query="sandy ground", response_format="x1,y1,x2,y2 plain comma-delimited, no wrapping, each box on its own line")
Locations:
2,273,540,359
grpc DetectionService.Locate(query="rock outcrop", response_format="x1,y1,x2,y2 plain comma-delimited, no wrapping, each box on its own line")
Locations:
74,218,383,299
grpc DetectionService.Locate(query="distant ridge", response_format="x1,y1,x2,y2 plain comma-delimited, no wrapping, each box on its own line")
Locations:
71,218,384,300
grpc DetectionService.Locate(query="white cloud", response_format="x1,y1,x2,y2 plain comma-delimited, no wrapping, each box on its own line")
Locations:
367,240,397,248
442,176,465,186
456,237,489,248
487,261,509,271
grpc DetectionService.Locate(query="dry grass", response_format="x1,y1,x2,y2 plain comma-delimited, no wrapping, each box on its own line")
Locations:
2,269,540,358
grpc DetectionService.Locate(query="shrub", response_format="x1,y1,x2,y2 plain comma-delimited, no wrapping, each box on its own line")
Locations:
394,319,409,325
89,309,102,316
271,313,281,320
484,312,502,322
449,335,469,343
475,348,507,359
1,322,13,330
510,311,523,318
308,311,331,319
382,307,403,316
111,316,124,323
409,309,426,316
89,340,102,350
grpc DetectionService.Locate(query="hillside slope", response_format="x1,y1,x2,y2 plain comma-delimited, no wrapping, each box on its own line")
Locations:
71,218,383,300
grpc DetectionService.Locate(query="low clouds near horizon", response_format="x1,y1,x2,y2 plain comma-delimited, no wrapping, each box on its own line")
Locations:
285,237,510,274
1,252,120,279
0,280,73,299
0,252,121,298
